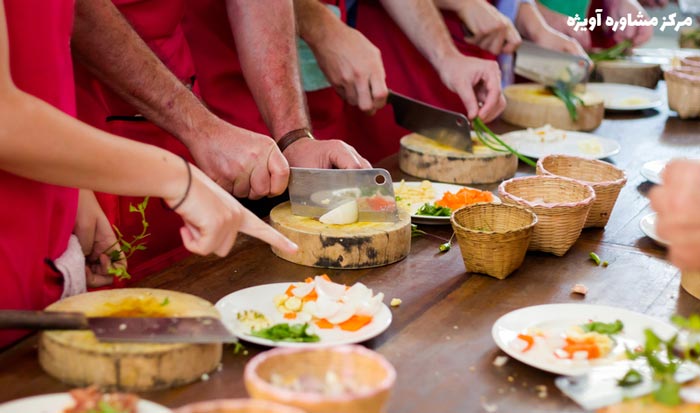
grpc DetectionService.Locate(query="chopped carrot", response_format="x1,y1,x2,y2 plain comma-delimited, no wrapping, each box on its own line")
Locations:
435,188,493,210
320,274,331,281
517,334,535,352
339,315,373,332
284,312,297,320
285,284,296,297
562,337,601,359
304,277,314,283
315,319,334,329
302,288,318,302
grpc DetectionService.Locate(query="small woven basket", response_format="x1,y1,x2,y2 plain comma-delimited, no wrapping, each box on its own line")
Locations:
450,203,537,279
536,155,627,228
498,176,595,256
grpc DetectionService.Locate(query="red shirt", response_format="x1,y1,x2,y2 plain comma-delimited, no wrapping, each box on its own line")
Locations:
0,0,79,348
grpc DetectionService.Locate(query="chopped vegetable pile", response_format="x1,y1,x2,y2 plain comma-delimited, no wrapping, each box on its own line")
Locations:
435,187,493,210
250,323,320,343
589,39,633,62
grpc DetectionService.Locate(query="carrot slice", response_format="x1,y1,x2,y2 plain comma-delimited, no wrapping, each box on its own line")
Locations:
315,319,334,329
304,277,314,283
339,315,373,332
302,288,318,302
284,285,295,297
320,274,331,281
517,334,535,352
284,312,297,320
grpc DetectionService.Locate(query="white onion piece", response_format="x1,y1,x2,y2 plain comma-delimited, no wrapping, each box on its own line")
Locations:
319,200,358,225
327,300,357,324
313,296,342,319
315,276,346,299
356,292,384,317
291,282,314,298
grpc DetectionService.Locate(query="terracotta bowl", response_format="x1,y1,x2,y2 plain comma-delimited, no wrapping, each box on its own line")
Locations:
173,399,306,413
244,345,396,413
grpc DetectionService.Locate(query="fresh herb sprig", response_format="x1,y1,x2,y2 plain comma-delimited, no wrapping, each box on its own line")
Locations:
103,197,151,280
416,203,451,217
589,40,633,63
550,81,585,121
251,323,320,343
411,224,453,253
581,319,624,335
472,117,537,167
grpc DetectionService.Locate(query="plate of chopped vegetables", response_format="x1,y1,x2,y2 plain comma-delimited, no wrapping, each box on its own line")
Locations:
393,181,499,225
492,304,677,376
0,391,169,413
215,275,392,348
499,126,621,160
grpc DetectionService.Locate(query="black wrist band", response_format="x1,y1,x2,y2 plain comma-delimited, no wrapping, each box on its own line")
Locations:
165,156,192,211
277,128,314,153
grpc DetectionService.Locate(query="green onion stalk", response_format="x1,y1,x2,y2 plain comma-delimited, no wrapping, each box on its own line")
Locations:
472,117,536,167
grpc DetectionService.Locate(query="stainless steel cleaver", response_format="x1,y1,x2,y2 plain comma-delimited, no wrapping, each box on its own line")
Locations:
288,167,399,222
0,310,237,343
387,90,473,152
515,40,591,88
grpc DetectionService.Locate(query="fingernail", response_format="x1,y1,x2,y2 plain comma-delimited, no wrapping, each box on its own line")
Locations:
287,240,299,252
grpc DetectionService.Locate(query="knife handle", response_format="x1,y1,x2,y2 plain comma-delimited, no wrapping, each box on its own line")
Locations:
0,310,89,330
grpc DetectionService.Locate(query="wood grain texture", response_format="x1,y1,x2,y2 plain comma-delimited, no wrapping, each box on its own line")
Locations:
502,83,604,131
269,202,411,269
595,61,662,89
399,133,517,184
39,289,222,391
3,87,700,412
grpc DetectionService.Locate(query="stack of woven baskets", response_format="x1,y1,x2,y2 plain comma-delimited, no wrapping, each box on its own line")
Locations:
451,155,626,279
666,57,700,118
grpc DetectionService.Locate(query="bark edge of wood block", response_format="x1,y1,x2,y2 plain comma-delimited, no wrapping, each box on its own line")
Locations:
38,288,222,391
502,83,604,131
398,133,518,184
269,202,411,269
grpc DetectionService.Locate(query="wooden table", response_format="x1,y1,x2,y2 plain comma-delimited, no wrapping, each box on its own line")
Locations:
3,87,700,412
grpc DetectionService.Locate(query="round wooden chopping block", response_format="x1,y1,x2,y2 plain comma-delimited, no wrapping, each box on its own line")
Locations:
39,289,222,391
399,133,517,185
269,202,411,269
502,83,604,131
595,60,661,89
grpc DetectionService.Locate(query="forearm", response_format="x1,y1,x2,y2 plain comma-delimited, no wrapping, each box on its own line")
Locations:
71,0,215,147
379,0,460,68
515,1,547,41
433,0,464,11
0,88,185,202
226,0,309,138
294,0,342,46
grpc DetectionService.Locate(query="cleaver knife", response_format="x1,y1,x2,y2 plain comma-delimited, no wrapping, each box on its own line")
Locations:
0,310,237,343
288,167,399,222
515,40,591,88
387,90,472,152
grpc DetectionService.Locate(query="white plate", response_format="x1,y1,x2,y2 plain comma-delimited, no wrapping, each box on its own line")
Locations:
491,303,676,376
215,283,392,348
499,130,620,160
586,83,663,111
639,212,669,247
393,182,500,225
0,393,170,413
640,159,666,185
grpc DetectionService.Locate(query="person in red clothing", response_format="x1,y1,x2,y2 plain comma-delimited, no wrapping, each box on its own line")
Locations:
0,0,296,349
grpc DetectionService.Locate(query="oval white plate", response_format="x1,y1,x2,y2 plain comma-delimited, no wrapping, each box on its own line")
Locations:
216,283,392,348
586,83,663,111
640,159,666,185
393,182,500,225
499,130,620,160
639,212,669,247
492,303,676,376
0,393,170,413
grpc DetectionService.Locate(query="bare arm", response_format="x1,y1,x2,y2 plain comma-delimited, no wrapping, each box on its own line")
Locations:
378,0,505,121
0,2,297,257
71,0,290,200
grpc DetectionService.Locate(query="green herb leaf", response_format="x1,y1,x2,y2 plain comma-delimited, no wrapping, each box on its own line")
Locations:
654,376,682,406
589,252,601,266
232,341,248,355
416,203,452,217
472,118,537,167
589,40,633,62
550,83,585,122
160,297,170,306
581,319,623,335
617,368,643,387
439,242,451,252
250,323,320,343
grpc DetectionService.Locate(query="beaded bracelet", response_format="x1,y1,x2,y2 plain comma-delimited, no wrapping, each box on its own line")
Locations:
165,156,192,211
277,127,314,153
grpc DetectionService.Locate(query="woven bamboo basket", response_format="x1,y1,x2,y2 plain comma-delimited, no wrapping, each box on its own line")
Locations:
682,271,700,300
665,68,700,119
498,176,595,256
536,155,627,228
450,203,537,279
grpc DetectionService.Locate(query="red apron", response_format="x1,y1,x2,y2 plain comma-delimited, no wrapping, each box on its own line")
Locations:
0,0,79,348
74,0,195,283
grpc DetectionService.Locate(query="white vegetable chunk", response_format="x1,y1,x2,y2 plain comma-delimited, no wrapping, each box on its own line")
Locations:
319,199,359,225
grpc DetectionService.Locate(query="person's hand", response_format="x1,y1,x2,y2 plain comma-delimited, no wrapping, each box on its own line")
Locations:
455,0,521,55
164,163,299,257
282,137,372,169
312,23,388,114
185,118,290,200
437,55,505,121
533,28,590,59
516,2,589,60
73,189,122,288
536,2,593,51
649,160,700,271
607,0,654,46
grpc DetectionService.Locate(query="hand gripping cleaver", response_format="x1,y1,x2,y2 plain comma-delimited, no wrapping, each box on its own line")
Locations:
288,167,399,222
0,310,237,343
387,90,473,152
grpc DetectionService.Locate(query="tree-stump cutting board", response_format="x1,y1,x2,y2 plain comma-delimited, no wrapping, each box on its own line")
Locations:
39,289,222,391
502,83,604,131
399,133,518,185
270,202,411,269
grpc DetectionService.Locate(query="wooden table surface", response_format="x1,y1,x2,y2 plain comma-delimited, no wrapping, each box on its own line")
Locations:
3,85,700,413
